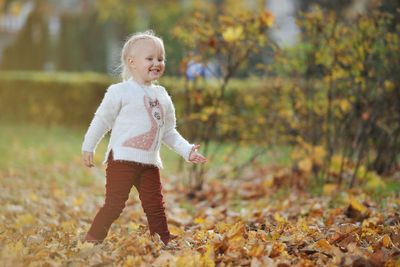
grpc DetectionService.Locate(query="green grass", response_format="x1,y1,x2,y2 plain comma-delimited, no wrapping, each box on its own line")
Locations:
0,123,292,183
1,122,398,216
0,123,104,190
3,123,397,202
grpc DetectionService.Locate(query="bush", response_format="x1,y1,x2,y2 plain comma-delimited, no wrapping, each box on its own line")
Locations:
0,71,268,129
269,7,400,184
0,71,115,126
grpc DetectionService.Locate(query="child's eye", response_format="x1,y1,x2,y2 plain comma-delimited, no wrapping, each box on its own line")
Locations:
146,58,152,61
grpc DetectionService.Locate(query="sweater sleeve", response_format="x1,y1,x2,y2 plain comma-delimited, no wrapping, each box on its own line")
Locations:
81,85,120,154
162,93,194,162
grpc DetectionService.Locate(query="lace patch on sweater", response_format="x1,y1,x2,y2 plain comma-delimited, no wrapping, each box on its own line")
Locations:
123,95,165,151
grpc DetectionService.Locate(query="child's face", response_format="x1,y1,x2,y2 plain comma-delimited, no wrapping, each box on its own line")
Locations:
129,39,165,85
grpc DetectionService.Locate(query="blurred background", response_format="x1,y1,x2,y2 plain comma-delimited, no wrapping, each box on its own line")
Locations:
0,1,399,265
0,0,399,193
0,0,396,75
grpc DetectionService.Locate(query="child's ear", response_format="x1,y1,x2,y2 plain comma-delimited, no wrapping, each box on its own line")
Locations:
128,57,134,65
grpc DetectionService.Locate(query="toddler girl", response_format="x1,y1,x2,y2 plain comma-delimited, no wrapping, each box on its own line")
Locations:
81,30,206,245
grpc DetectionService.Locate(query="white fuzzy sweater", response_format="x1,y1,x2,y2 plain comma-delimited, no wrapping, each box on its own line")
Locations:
82,79,194,168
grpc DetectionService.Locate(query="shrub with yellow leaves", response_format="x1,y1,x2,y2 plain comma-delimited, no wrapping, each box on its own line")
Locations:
270,6,400,189
173,6,276,187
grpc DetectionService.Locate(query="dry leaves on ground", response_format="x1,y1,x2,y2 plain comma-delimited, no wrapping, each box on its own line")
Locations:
1,164,400,266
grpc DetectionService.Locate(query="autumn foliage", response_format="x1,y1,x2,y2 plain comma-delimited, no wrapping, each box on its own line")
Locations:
268,7,400,188
172,7,277,186
1,141,399,266
171,6,400,190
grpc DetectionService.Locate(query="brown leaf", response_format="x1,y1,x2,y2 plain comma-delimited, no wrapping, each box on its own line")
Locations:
352,256,379,267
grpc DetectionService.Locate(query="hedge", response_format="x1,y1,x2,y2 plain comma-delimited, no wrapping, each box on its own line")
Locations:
0,72,116,126
0,71,265,126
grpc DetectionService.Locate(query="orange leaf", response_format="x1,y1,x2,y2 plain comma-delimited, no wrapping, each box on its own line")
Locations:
260,11,275,27
315,239,332,251
382,234,392,248
227,221,246,239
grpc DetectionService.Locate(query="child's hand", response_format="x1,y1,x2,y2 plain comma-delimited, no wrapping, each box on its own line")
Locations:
189,145,207,164
83,151,95,167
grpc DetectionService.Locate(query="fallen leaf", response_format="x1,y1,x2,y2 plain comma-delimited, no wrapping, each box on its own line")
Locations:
382,234,392,248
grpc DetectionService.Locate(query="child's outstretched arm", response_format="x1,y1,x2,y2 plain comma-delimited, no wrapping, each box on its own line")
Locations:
82,85,121,167
162,94,206,164
189,145,207,164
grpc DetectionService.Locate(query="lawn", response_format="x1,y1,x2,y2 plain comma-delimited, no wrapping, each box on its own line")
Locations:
0,123,399,266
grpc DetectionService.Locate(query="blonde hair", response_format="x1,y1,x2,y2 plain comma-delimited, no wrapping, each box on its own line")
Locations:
120,30,165,81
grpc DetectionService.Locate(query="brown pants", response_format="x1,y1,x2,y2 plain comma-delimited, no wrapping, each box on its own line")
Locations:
86,151,170,244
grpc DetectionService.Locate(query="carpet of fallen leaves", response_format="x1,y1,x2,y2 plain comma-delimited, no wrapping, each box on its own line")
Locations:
1,160,400,267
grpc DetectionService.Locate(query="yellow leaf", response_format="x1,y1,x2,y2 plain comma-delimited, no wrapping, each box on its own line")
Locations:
362,216,381,227
330,154,344,173
196,230,206,240
271,231,281,240
361,227,375,237
339,99,351,113
384,80,394,91
350,197,367,213
222,26,243,43
274,212,286,224
382,234,392,248
297,217,309,233
263,176,274,188
201,113,209,122
298,158,312,173
169,225,183,235
215,222,230,234
312,146,326,166
200,244,215,266
194,217,206,224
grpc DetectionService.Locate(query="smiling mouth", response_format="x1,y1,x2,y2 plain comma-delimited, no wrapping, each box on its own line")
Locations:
150,69,161,74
